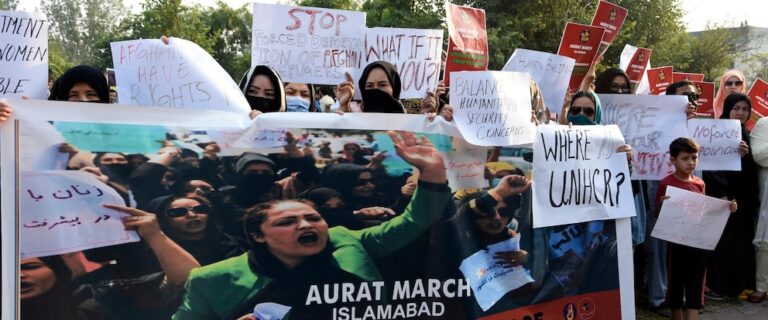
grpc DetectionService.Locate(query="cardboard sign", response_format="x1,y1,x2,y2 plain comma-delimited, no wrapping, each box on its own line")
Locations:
693,81,715,117
443,3,488,86
449,71,534,146
599,94,689,180
557,22,606,92
746,78,768,130
687,119,742,171
501,49,575,114
590,0,628,55
672,72,704,82
647,66,673,95
532,125,634,228
442,148,488,190
619,45,652,92
251,3,366,85
651,186,731,250
20,171,139,258
362,27,443,99
111,38,250,113
0,11,48,99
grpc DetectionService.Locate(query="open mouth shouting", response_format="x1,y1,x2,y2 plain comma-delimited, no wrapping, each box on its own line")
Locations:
298,231,320,246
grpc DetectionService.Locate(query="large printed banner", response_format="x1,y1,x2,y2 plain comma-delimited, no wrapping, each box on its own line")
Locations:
557,22,605,92
590,0,628,56
501,49,575,114
443,4,488,86
251,3,366,85
532,125,634,228
599,94,689,180
0,10,48,99
1,100,634,319
747,78,768,130
619,45,652,92
647,66,673,95
687,119,742,171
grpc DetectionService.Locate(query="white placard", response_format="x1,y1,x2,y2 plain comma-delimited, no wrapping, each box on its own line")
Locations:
450,71,534,146
19,120,68,171
532,125,635,228
501,49,575,114
0,11,48,99
651,186,731,250
111,37,250,113
599,94,688,180
442,148,488,190
687,119,742,171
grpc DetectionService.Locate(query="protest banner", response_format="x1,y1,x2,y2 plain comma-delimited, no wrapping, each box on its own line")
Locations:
20,170,139,258
591,0,628,56
443,3,488,86
619,45,652,92
687,119,742,171
111,37,250,113
557,22,606,92
672,72,704,82
53,121,168,154
0,11,48,99
501,49,575,114
251,3,366,85
362,27,443,99
747,78,768,130
449,71,535,147
599,94,689,180
442,148,488,190
651,186,731,250
693,81,715,117
1,100,635,320
532,125,634,228
647,66,673,95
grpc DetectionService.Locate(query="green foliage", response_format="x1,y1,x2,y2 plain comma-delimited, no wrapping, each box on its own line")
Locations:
362,0,444,29
0,0,19,10
298,0,360,10
200,1,252,79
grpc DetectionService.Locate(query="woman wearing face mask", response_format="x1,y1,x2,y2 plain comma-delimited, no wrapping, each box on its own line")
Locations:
337,61,407,113
49,65,111,103
713,69,747,119
299,187,368,230
239,66,286,119
283,82,316,112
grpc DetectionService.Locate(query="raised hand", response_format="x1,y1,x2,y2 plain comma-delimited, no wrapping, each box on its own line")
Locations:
491,175,531,198
337,72,355,111
353,206,396,218
387,131,446,184
0,100,12,124
494,250,528,268
738,141,749,157
104,204,164,241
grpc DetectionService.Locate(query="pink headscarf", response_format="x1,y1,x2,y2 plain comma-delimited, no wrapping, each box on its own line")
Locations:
713,69,746,119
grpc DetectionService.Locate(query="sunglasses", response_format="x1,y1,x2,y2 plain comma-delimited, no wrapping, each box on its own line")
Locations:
354,178,375,186
610,84,631,93
725,80,743,87
684,92,700,103
569,106,595,117
166,204,212,218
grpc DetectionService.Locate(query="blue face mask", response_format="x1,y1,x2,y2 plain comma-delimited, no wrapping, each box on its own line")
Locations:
567,114,597,126
491,178,502,187
285,96,310,112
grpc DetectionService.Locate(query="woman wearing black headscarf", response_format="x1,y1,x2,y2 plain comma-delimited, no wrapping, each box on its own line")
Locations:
49,65,110,103
337,61,407,113
321,163,397,212
704,93,759,297
299,187,368,230
594,67,632,94
239,65,286,118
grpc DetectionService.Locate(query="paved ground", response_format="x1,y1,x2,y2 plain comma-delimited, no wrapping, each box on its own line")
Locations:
700,299,768,320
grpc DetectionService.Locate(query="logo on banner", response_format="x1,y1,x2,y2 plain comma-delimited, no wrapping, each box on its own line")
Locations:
696,83,703,95
579,29,591,42
563,302,578,319
638,52,645,62
578,298,596,319
609,9,618,21
460,11,471,25
659,72,666,81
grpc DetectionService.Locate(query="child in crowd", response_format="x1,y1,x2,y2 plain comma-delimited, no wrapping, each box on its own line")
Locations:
656,138,738,320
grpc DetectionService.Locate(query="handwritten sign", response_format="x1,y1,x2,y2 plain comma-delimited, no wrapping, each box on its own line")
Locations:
450,71,534,146
53,121,167,154
600,94,688,180
619,45,652,92
651,186,731,250
20,170,139,258
647,66,673,95
532,125,634,228
0,11,48,99
693,81,715,117
459,235,534,311
687,119,742,171
362,27,443,99
110,38,249,113
746,78,768,130
443,3,488,86
502,49,575,114
590,0,628,56
251,3,366,85
557,22,606,92
442,148,488,190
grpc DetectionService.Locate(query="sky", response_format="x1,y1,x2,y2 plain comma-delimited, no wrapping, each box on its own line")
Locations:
16,0,768,32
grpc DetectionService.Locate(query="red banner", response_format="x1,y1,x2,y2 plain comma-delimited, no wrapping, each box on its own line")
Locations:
624,47,652,90
747,78,768,130
694,81,715,118
443,3,488,86
673,72,705,82
480,290,622,320
557,22,606,92
647,66,673,95
591,0,628,55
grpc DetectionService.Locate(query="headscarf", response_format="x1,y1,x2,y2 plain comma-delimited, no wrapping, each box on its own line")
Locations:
298,187,366,230
320,163,371,197
713,69,747,119
234,152,278,207
358,61,406,113
721,93,753,144
238,65,286,112
594,68,631,94
48,65,110,103
530,80,548,124
284,82,316,112
92,152,132,186
567,91,602,125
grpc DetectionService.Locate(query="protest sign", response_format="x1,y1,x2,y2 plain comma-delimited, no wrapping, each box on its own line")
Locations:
501,49,575,114
687,119,742,171
111,38,250,113
672,72,704,82
647,66,673,95
619,45,652,92
19,120,69,171
20,170,139,258
532,125,634,228
600,94,688,180
450,71,534,147
53,121,167,154
557,22,606,92
0,11,48,99
443,148,488,190
591,0,628,56
443,3,488,86
251,3,366,85
362,27,443,99
693,81,715,117
747,78,768,130
651,186,731,250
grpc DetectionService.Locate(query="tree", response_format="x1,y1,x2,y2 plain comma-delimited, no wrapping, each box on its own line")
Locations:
298,0,360,10
200,1,252,79
362,0,444,29
0,0,19,10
